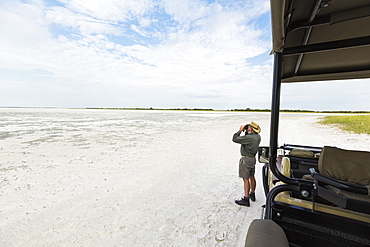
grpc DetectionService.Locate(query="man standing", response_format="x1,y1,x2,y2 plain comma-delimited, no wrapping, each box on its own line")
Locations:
232,121,261,207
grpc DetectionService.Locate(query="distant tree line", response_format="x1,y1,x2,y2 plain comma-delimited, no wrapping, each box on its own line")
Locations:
84,107,214,111
227,108,370,113
84,107,369,113
1,107,368,113
228,108,270,112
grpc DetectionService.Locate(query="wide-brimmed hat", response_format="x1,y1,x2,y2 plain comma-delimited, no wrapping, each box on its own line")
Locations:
248,121,261,133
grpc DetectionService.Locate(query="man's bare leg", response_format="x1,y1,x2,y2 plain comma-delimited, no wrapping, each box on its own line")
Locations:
250,176,256,193
243,178,250,198
249,176,256,201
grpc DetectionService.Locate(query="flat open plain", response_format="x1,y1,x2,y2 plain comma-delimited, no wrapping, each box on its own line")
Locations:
1,108,369,246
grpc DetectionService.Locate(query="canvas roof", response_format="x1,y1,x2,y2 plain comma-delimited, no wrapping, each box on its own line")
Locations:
270,0,370,83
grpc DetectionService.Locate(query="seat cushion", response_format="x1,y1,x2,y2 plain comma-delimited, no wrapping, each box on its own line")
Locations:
245,219,289,247
327,185,370,202
289,148,314,158
319,146,370,186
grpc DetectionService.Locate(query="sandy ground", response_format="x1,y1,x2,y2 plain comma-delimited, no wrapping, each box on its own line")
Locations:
0,109,369,246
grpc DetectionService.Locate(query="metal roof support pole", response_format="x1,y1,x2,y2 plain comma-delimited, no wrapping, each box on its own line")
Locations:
269,52,282,180
269,52,297,185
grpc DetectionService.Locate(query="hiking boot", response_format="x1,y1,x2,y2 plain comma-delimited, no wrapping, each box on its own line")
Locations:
249,192,256,202
235,197,250,207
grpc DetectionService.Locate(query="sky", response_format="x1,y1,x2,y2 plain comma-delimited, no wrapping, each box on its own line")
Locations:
0,0,369,111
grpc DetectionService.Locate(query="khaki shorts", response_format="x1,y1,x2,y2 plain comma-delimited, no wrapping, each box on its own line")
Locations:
239,156,256,179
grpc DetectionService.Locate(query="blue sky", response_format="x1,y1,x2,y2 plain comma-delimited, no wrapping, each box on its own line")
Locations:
0,0,369,111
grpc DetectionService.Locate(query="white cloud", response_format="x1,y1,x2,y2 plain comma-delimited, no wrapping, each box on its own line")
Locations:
0,1,54,68
130,24,150,37
5,0,366,111
281,79,370,111
60,0,154,22
160,0,207,23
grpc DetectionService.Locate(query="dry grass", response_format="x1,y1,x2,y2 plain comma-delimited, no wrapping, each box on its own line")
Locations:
319,114,370,134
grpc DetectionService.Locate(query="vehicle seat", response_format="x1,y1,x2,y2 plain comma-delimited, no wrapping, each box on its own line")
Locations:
271,157,291,186
289,148,320,178
310,146,370,214
281,157,291,178
245,219,289,247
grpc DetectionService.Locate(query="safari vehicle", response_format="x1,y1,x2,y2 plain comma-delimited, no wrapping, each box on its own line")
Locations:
245,1,370,246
